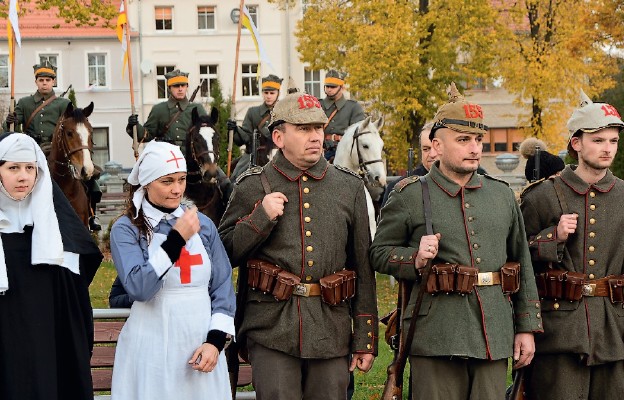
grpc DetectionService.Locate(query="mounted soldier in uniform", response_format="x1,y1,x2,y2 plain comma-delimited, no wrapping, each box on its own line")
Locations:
3,61,102,231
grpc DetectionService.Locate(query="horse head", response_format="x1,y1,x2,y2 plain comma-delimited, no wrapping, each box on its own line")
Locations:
335,116,387,188
52,102,95,180
186,107,220,182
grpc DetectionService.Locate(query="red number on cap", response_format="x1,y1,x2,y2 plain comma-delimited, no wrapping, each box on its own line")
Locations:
297,94,321,110
602,104,621,118
463,104,483,119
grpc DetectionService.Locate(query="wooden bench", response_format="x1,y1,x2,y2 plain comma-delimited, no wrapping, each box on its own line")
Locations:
92,308,255,400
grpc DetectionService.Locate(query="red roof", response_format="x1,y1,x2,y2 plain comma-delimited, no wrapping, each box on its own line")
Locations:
0,1,123,39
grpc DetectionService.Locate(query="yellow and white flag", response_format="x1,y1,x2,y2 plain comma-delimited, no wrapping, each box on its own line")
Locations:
241,5,275,72
116,2,128,78
7,0,21,64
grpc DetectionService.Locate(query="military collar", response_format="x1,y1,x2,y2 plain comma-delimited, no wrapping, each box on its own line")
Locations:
33,90,57,102
167,96,189,111
271,150,329,181
321,95,347,110
259,102,272,115
558,165,616,194
428,162,482,197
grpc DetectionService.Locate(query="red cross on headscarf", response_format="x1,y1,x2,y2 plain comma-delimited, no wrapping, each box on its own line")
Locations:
166,150,183,168
174,247,203,284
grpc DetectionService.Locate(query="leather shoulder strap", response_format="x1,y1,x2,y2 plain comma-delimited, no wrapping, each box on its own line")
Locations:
163,109,184,134
323,107,339,130
420,176,433,235
551,176,569,215
257,112,271,131
260,170,271,195
24,95,57,131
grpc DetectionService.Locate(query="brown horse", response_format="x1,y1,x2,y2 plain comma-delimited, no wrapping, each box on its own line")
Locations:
48,102,95,227
184,107,232,225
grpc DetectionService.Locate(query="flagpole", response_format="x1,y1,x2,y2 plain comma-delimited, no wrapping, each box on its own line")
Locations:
8,33,16,132
227,0,245,176
123,0,139,160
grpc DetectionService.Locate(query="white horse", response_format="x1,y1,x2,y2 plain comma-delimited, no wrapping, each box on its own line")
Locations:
333,116,386,239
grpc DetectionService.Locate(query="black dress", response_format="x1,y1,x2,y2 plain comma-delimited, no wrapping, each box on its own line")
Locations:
0,183,102,400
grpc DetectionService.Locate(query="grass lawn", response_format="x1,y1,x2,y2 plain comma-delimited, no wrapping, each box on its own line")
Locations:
89,264,510,399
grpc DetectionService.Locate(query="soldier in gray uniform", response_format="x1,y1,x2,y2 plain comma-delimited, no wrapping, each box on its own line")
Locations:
227,74,282,180
219,90,378,400
520,90,624,400
371,83,542,400
321,70,366,160
4,61,102,231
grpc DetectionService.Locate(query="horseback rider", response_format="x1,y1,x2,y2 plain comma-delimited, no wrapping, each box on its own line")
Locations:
321,70,366,161
3,61,102,231
227,74,282,181
125,69,231,199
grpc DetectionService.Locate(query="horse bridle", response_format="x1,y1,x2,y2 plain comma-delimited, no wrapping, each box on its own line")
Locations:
350,126,384,187
188,124,219,182
53,117,92,177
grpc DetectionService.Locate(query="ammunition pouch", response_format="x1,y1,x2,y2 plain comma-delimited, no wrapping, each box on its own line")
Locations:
319,270,357,305
500,262,521,294
426,262,520,295
608,276,624,304
536,270,585,301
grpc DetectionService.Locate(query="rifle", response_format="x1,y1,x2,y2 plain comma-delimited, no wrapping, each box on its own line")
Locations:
60,84,73,98
532,145,541,182
250,129,260,167
189,79,204,103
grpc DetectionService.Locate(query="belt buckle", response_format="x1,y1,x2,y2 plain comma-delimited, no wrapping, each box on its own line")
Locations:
294,283,310,297
582,283,596,297
477,272,494,286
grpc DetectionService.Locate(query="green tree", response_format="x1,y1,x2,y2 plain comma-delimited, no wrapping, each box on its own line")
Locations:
68,87,77,107
495,0,619,150
208,79,239,172
0,0,117,27
296,0,501,171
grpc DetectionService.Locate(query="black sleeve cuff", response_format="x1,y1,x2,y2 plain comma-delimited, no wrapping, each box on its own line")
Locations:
160,229,186,263
205,330,228,352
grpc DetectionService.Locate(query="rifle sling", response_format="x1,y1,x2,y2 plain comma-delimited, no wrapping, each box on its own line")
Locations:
551,175,569,215
163,109,184,134
24,95,57,132
257,112,271,132
323,107,339,130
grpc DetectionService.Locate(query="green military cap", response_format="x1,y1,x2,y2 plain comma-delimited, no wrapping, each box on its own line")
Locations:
261,74,283,91
33,60,57,78
324,69,346,87
430,82,488,140
165,69,189,86
269,91,328,131
566,89,624,159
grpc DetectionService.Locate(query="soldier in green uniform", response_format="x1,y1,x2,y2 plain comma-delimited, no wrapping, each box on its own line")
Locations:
370,83,542,400
520,90,624,400
3,61,102,231
127,69,231,198
321,70,366,161
227,74,282,181
219,90,378,400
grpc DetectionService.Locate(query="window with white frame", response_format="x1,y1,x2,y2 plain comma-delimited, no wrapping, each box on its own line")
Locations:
0,55,8,88
241,64,259,97
198,6,216,30
157,65,176,99
92,127,110,166
39,54,59,87
304,69,321,98
155,7,173,31
87,53,107,88
199,64,218,98
247,5,258,27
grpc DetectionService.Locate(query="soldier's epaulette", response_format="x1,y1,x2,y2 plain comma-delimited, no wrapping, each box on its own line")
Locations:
395,176,420,192
520,177,547,198
482,173,510,186
235,166,263,184
334,164,362,179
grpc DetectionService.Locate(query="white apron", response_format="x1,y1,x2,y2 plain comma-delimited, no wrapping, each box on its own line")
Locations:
111,232,231,400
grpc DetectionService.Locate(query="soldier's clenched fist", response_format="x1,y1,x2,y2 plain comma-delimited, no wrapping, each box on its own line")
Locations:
262,192,288,221
556,213,578,242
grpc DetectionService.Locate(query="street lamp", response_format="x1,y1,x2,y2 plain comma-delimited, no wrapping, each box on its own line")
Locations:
230,8,240,24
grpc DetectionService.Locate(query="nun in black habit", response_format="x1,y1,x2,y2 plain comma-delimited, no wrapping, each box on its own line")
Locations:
0,132,103,400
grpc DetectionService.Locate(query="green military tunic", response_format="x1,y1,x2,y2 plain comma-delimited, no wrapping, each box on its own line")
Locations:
321,96,365,139
218,151,378,359
3,91,70,144
235,103,272,148
370,163,542,360
520,166,624,365
130,97,207,152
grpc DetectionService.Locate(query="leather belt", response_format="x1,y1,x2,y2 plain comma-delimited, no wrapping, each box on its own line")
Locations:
476,272,502,286
293,283,321,297
581,277,611,297
324,133,342,142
